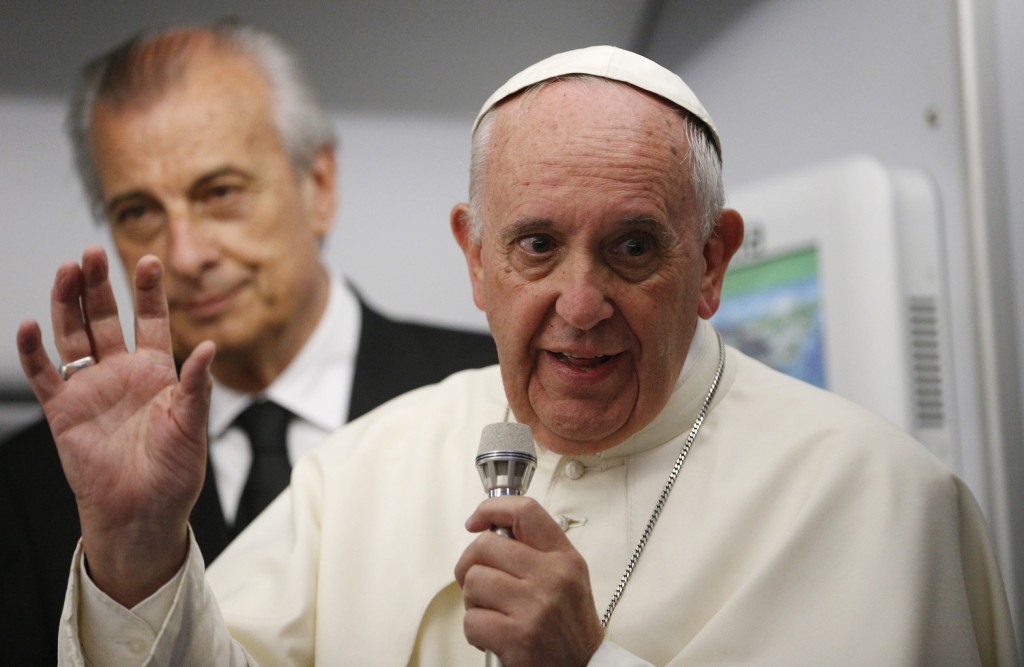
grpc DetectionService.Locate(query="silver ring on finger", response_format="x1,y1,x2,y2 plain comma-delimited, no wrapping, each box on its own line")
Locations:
59,355,96,381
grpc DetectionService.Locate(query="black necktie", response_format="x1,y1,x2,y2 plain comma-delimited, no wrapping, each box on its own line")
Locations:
232,400,293,535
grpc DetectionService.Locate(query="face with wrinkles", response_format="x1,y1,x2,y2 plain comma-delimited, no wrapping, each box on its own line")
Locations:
453,80,738,455
89,48,335,386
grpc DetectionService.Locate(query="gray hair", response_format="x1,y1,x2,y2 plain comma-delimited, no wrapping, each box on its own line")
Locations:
66,18,336,221
468,76,724,243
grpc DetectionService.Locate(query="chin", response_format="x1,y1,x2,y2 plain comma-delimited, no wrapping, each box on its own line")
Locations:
535,415,630,454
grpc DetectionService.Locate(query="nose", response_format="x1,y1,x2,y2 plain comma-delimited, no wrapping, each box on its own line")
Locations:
553,255,615,331
165,209,216,278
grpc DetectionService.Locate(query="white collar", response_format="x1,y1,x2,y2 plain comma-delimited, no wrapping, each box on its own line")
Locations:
208,278,360,436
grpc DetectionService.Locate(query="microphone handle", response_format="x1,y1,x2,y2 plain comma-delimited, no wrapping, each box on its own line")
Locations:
485,494,517,666
480,443,533,667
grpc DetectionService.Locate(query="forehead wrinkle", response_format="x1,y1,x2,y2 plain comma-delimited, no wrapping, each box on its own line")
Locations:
484,80,696,230
507,152,686,218
508,118,687,186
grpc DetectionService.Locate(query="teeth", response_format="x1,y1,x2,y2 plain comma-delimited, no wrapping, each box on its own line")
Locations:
555,351,610,368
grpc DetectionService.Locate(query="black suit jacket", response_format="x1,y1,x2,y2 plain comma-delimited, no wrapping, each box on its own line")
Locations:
0,300,497,665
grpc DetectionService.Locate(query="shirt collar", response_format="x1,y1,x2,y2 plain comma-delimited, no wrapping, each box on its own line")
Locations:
208,278,360,437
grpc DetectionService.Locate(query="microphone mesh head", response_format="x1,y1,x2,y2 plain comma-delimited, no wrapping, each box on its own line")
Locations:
477,422,535,457
475,423,536,496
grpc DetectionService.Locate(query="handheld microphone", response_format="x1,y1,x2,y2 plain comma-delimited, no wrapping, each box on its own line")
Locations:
476,422,537,503
474,422,537,667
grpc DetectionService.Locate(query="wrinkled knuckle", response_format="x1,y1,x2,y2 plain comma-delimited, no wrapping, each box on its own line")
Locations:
462,610,486,644
567,549,589,573
550,559,586,590
461,565,484,596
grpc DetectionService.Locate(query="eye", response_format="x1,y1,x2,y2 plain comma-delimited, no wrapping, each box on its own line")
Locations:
202,182,243,204
117,203,149,223
109,200,164,240
612,235,654,258
196,179,248,218
207,184,236,199
605,231,665,281
517,234,555,255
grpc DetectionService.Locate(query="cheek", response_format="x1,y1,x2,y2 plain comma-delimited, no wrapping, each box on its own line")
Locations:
484,282,544,359
229,220,315,279
259,254,310,303
635,281,697,360
485,290,525,352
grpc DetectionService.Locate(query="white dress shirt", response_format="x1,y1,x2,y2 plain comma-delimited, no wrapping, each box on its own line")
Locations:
206,277,360,524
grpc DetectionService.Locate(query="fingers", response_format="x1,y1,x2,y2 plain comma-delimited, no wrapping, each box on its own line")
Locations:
80,246,128,357
49,260,91,363
456,528,535,588
31,247,171,403
466,496,570,553
49,246,128,364
456,501,603,665
456,497,571,585
16,320,61,404
463,605,514,657
132,255,175,355
174,340,216,436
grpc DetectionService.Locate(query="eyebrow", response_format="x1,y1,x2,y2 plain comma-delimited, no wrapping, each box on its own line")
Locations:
619,215,678,247
187,166,253,197
498,218,555,244
105,189,152,216
104,166,252,213
498,215,673,244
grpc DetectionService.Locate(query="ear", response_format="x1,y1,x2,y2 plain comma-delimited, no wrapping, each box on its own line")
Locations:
697,208,744,319
303,146,338,240
450,202,487,311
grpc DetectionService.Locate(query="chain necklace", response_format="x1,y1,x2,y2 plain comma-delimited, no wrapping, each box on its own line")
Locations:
600,332,726,628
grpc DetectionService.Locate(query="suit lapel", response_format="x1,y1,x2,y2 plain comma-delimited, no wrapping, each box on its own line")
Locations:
349,301,400,421
190,455,232,563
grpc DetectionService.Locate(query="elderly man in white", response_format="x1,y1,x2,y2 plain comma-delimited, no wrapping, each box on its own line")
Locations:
18,46,1016,666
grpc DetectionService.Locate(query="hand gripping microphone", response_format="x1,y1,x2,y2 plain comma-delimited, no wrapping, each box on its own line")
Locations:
474,422,537,667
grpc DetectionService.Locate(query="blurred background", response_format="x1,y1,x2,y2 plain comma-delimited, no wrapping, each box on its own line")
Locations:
1,0,1020,643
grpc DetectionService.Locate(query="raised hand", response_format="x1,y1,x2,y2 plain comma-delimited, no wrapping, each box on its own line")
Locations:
16,246,214,606
456,496,605,666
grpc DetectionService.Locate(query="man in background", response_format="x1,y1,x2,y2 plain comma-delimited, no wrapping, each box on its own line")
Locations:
0,19,496,664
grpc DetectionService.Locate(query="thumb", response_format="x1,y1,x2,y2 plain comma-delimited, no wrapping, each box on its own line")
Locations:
174,340,216,439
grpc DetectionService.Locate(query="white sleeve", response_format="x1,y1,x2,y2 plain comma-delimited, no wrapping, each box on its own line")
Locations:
77,540,185,666
588,639,655,666
58,529,253,667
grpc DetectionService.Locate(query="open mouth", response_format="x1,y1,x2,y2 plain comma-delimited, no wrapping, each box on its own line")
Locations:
553,351,614,369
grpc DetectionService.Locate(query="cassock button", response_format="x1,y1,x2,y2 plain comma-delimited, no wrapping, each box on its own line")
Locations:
565,459,585,480
554,514,585,531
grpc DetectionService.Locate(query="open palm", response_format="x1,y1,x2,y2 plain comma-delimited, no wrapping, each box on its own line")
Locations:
16,246,214,604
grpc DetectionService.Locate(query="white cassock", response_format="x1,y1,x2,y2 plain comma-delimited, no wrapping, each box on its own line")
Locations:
59,319,1017,666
